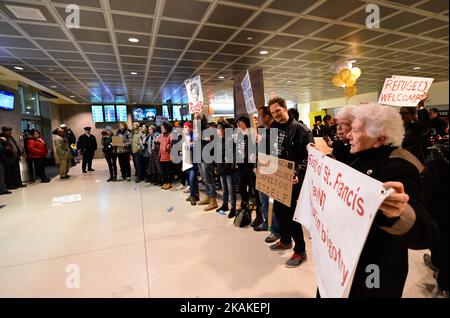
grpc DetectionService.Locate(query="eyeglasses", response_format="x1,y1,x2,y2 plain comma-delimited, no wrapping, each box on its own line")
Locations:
336,123,351,130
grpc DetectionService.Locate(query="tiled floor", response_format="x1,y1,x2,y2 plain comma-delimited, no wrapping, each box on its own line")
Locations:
0,160,437,298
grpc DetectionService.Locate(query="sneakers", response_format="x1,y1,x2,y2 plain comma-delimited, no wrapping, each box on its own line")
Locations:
228,208,237,219
183,186,191,193
269,241,292,251
135,179,141,183
250,215,264,228
175,184,186,190
265,233,280,243
285,252,307,268
254,223,268,232
117,177,125,182
216,204,229,213
126,177,132,182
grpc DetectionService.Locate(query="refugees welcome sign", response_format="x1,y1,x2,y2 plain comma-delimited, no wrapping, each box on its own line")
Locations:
293,145,393,298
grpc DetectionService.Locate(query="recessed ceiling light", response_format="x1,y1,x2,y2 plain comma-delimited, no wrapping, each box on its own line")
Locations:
247,37,253,40
26,106,31,109
49,68,53,71
128,38,139,43
287,80,293,83
259,50,269,55
51,85,57,88
14,66,23,70
218,76,225,79
70,95,75,98
413,66,421,70
130,72,138,75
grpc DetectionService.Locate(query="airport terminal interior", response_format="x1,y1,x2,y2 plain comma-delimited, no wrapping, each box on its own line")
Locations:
0,0,448,298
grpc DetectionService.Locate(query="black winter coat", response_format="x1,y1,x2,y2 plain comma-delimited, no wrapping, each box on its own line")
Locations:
348,146,439,297
77,134,97,153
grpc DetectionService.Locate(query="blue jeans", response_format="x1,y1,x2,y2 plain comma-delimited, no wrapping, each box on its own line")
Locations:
200,162,216,197
220,174,236,209
187,166,199,197
132,153,142,179
259,191,279,235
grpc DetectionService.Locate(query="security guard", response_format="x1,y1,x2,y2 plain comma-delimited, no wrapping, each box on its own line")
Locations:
77,127,97,173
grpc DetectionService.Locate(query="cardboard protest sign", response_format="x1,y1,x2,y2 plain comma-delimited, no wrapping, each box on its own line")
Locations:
184,75,204,114
256,153,295,207
111,136,123,146
378,75,433,107
234,68,265,116
293,145,393,298
241,70,258,114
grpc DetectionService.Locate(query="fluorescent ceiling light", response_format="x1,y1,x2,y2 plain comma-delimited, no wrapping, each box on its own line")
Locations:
413,66,421,70
6,5,47,21
259,50,269,55
14,66,24,70
128,38,139,43
218,76,225,79
130,72,138,75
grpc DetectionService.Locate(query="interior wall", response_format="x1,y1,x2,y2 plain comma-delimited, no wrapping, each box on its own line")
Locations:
58,104,133,159
0,84,23,147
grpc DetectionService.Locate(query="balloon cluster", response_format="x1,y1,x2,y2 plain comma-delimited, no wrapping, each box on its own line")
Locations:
330,62,362,99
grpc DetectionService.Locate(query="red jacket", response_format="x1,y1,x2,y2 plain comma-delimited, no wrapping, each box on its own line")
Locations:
27,138,48,159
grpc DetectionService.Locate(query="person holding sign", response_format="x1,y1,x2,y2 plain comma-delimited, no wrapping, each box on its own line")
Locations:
340,103,439,297
268,97,314,268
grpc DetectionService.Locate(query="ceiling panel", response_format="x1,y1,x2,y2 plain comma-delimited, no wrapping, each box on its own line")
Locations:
0,0,448,104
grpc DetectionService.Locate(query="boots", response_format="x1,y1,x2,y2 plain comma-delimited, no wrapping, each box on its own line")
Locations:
204,197,219,211
250,208,264,228
238,201,249,213
187,195,197,206
198,196,210,206
228,207,237,219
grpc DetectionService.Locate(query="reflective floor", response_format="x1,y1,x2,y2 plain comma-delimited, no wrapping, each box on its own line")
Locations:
0,160,436,298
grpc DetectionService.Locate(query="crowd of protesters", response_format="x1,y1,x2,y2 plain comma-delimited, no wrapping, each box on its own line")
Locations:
0,97,448,298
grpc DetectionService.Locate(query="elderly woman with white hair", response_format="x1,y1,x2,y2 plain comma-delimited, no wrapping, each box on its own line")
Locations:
330,106,356,165
343,103,439,297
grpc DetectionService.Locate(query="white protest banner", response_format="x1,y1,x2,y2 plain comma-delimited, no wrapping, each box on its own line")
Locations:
184,75,204,114
378,75,433,107
293,145,393,298
241,70,258,114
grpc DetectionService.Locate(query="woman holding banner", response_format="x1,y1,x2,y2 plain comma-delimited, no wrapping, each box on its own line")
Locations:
339,103,439,297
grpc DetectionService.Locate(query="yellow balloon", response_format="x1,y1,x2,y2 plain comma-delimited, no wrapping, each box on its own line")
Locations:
346,75,357,87
339,68,352,82
332,74,344,88
351,67,362,79
346,86,358,99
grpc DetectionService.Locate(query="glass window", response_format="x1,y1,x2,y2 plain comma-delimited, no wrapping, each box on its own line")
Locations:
19,85,40,116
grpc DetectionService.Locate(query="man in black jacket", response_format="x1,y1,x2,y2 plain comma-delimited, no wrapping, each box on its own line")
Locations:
77,127,97,173
268,97,314,268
